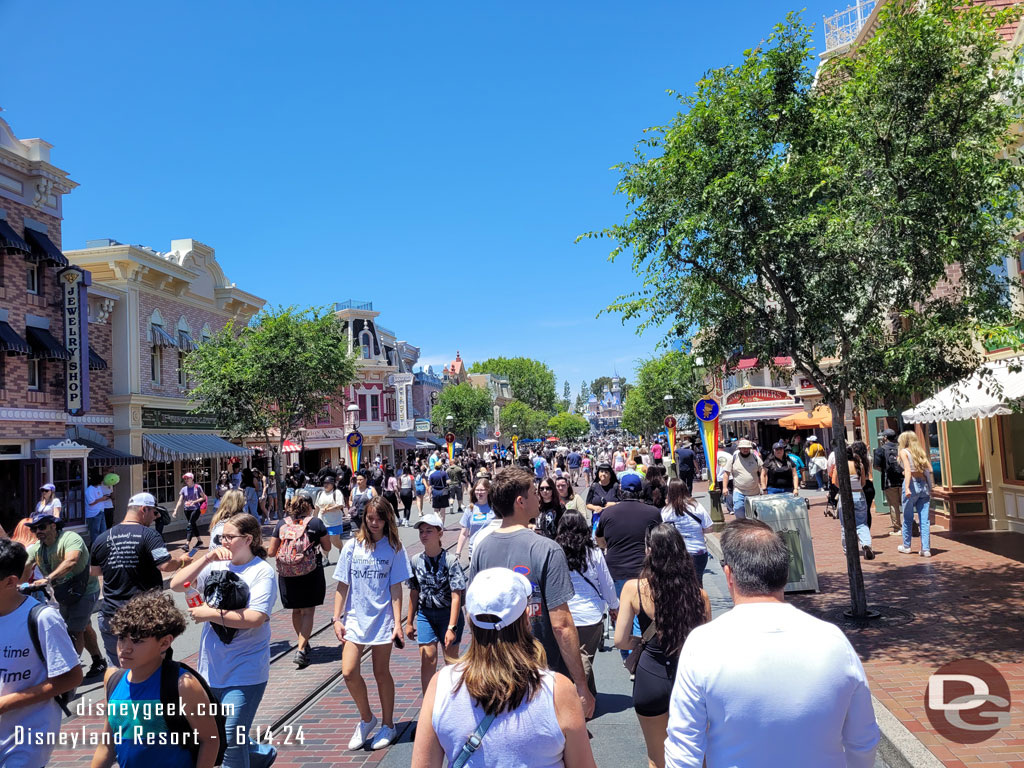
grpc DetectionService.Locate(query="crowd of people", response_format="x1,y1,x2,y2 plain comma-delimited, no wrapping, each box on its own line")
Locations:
0,430,902,768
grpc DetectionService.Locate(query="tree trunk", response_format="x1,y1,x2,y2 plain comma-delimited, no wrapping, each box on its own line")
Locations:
829,399,870,617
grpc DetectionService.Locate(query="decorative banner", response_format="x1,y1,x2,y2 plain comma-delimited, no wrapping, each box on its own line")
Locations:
391,373,414,432
59,267,90,414
511,435,519,458
664,415,677,463
346,430,363,472
494,429,501,438
445,431,456,460
695,398,721,491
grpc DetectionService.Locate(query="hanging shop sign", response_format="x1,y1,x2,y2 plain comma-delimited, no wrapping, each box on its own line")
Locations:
60,267,90,414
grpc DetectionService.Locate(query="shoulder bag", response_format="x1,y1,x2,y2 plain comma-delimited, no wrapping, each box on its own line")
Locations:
452,712,497,768
623,617,658,675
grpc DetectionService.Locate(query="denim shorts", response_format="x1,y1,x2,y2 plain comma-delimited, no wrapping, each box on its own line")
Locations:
416,605,464,645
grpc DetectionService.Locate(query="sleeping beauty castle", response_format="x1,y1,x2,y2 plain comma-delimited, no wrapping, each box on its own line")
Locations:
586,377,624,432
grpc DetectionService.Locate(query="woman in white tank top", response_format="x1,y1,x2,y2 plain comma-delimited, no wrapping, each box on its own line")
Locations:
411,567,597,768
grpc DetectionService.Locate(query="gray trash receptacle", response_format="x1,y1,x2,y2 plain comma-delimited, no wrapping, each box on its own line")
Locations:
744,494,819,593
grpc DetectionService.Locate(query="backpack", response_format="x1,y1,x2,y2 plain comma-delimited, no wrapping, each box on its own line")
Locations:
27,603,75,716
106,655,228,766
276,516,317,577
884,443,904,485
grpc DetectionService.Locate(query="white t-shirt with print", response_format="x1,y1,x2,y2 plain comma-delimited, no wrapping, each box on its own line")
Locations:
316,489,347,528
333,537,412,645
196,557,277,688
0,599,80,767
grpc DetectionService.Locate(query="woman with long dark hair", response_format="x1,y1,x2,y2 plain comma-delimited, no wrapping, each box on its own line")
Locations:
850,441,874,527
556,512,618,697
615,524,709,768
831,444,875,560
411,567,596,768
661,479,714,586
536,477,564,538
585,463,620,533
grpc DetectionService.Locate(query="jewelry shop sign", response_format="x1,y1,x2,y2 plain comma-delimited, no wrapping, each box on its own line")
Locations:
59,268,90,414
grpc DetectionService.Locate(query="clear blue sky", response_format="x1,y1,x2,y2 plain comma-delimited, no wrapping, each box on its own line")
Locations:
1,0,838,397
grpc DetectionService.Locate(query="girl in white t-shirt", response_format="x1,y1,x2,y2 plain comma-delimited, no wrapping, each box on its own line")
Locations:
332,497,412,752
35,484,62,518
316,476,348,559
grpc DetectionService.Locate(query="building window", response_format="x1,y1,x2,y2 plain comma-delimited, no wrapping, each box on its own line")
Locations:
360,332,372,360
180,458,213,491
358,394,368,422
370,394,380,421
26,264,40,295
177,333,187,387
945,420,981,487
27,358,40,390
1001,413,1024,484
53,458,84,525
151,345,162,384
143,461,176,505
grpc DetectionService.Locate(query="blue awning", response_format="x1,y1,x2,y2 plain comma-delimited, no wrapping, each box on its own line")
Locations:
88,346,107,370
23,227,68,267
151,324,178,348
0,321,30,355
0,220,30,255
26,326,70,360
143,433,252,462
392,437,418,450
78,438,143,466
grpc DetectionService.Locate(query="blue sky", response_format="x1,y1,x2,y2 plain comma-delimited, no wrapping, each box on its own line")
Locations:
1,0,838,397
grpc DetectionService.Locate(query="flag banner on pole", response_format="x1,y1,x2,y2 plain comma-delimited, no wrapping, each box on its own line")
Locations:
347,431,363,472
664,416,677,461
512,436,519,458
695,398,721,491
445,432,456,461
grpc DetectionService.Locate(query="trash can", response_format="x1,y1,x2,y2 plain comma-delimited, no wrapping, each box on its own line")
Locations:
744,494,819,593
708,489,725,523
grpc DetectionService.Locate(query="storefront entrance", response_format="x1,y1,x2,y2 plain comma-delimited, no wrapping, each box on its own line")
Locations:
0,459,39,534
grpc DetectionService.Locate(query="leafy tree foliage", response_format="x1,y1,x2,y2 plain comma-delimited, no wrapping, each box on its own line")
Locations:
620,351,702,436
500,399,550,439
588,1,1024,615
470,357,557,412
548,411,591,442
431,383,493,441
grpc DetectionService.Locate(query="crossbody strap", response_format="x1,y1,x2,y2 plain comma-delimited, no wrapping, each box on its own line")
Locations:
452,712,497,768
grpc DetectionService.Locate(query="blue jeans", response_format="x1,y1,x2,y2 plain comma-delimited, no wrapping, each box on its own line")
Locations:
814,469,826,491
211,682,277,768
86,513,106,545
691,551,709,587
839,493,872,551
732,491,748,519
613,578,641,661
764,487,789,495
902,479,931,552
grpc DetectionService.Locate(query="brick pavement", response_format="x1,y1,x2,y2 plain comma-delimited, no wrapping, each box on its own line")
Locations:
47,522,461,767
722,484,1024,768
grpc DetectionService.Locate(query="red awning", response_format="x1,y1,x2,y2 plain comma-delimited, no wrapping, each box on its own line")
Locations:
546,436,559,442
281,440,301,453
736,358,758,370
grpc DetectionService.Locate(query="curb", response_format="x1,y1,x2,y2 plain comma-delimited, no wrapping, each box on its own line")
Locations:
873,695,945,768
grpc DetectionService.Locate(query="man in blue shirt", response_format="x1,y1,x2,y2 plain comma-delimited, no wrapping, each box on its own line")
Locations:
675,441,697,492
566,448,582,485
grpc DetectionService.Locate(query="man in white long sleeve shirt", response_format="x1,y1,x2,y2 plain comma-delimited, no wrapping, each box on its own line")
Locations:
665,519,880,768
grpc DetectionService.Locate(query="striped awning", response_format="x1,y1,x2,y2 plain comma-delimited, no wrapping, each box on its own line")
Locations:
0,321,30,355
0,220,30,255
23,227,68,267
177,331,198,352
151,324,178,348
77,438,143,466
88,346,107,370
143,432,252,462
26,326,70,360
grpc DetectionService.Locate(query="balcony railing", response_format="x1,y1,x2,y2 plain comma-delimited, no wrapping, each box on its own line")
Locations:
823,0,876,52
333,300,374,311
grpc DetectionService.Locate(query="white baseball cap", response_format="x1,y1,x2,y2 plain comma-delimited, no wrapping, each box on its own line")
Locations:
466,568,533,630
128,492,157,508
413,513,444,530
182,472,195,480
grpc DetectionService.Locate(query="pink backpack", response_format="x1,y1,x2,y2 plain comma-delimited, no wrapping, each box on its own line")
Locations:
276,517,317,577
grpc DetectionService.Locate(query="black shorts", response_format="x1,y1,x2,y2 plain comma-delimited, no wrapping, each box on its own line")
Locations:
431,493,450,509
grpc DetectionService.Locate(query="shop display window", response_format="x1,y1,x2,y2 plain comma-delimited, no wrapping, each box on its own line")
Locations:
945,420,981,487
922,422,943,486
1001,413,1024,484
143,461,176,505
53,458,84,524
180,458,213,493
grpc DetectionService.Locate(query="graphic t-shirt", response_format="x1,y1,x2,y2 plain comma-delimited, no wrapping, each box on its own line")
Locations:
28,530,100,596
407,550,467,610
596,500,663,581
459,504,493,540
333,538,412,645
470,529,575,675
91,524,172,617
109,665,192,768
0,599,80,767
196,557,277,688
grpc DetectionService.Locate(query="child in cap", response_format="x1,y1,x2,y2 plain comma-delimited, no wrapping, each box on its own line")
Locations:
405,513,466,695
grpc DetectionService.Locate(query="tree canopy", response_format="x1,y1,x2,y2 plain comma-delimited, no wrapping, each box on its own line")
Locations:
548,411,591,442
470,357,557,412
500,399,551,439
620,351,702,436
430,383,493,441
588,0,1024,615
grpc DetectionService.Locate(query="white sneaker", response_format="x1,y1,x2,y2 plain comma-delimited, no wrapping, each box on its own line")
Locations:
371,724,398,750
348,716,378,750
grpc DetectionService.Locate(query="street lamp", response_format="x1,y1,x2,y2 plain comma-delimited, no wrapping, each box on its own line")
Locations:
297,426,306,472
346,402,360,431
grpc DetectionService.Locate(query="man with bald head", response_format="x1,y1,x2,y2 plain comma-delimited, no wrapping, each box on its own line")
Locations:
665,519,880,767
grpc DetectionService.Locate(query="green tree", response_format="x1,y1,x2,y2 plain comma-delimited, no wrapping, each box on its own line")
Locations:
431,383,493,443
470,357,557,412
186,306,357,506
548,411,591,442
562,380,572,410
620,351,701,436
500,399,549,439
588,1,1024,616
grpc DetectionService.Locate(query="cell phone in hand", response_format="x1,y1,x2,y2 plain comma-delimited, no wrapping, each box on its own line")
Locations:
393,635,405,650
188,546,200,558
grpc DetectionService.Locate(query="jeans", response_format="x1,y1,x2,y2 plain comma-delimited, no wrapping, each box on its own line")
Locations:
839,493,872,551
902,479,932,552
211,681,277,768
98,612,119,667
764,487,789,495
732,491,748,519
814,469,826,491
85,513,106,546
613,578,641,661
691,551,709,587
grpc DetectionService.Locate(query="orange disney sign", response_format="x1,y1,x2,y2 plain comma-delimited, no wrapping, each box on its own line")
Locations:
725,387,792,406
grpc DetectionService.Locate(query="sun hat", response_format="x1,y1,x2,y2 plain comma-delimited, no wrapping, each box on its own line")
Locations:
465,568,533,630
737,439,754,449
413,513,444,530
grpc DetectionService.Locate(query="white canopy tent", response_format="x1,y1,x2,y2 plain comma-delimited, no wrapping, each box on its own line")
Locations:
902,358,1024,423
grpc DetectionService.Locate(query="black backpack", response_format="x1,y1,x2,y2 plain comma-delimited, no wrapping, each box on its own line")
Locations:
105,654,228,765
26,602,75,716
884,443,904,486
